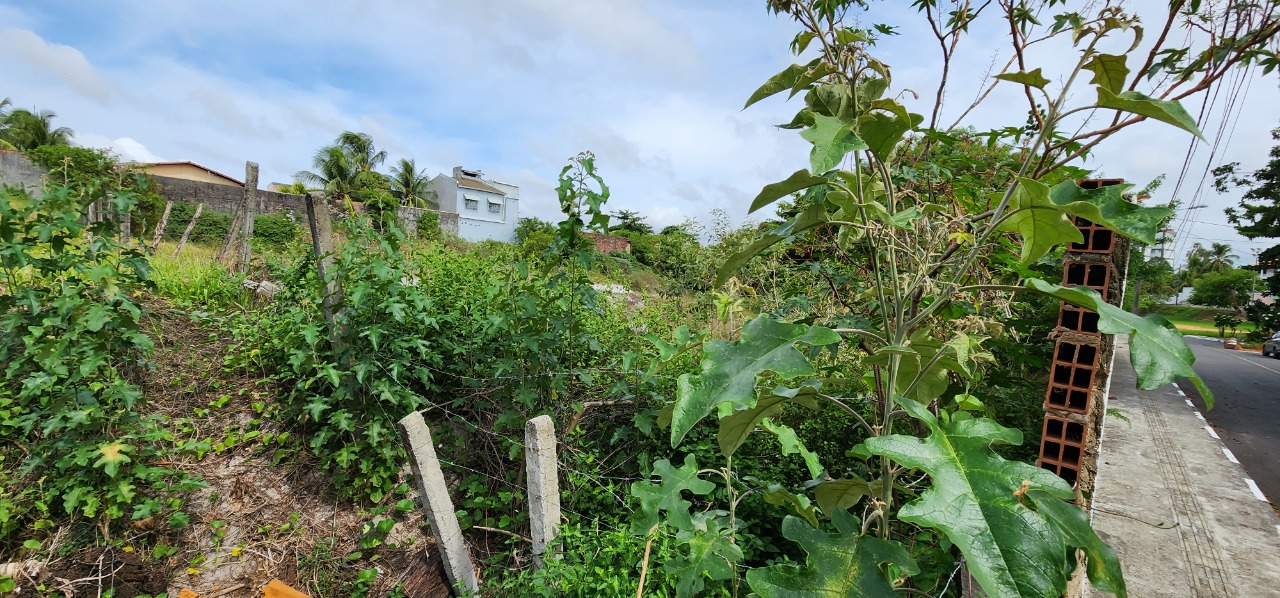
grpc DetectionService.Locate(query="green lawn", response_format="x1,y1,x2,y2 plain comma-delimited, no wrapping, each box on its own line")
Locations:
1146,304,1255,337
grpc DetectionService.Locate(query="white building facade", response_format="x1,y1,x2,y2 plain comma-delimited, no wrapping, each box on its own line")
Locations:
426,167,519,243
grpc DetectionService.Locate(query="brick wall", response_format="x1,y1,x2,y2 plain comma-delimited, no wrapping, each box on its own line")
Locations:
585,232,631,254
1036,179,1130,495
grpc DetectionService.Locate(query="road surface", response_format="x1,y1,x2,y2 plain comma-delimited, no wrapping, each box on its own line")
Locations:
1176,335,1280,503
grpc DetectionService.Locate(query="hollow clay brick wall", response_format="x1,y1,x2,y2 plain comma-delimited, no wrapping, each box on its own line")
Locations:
1036,179,1129,495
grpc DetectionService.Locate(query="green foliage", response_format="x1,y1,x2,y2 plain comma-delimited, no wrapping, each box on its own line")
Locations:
639,2,1239,595
25,144,167,237
253,212,300,247
160,201,233,244
747,511,918,597
671,317,839,446
1190,268,1260,311
0,183,199,549
865,400,1118,597
415,209,441,241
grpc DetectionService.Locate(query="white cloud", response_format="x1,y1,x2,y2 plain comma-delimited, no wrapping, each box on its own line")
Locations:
0,28,111,103
74,133,164,163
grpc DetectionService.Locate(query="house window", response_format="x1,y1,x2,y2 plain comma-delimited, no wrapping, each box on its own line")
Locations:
488,201,502,214
465,198,478,210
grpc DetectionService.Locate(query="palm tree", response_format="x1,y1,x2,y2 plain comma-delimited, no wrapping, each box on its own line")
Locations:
0,98,14,150
1,107,73,150
389,158,437,208
1206,242,1237,273
295,131,389,204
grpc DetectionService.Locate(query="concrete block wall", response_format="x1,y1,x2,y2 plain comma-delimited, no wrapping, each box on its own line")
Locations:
396,206,460,238
0,150,48,190
149,175,306,216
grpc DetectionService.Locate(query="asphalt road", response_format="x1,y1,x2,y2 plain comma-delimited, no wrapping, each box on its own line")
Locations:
1177,335,1280,503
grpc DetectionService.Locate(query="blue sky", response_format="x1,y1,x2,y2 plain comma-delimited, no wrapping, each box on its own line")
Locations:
2,1,1276,265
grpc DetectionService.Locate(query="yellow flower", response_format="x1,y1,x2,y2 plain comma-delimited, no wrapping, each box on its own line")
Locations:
122,546,134,553
187,567,200,575
230,547,243,557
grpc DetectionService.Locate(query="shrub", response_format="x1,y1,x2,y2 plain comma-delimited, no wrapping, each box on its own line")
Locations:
253,212,300,247
0,182,200,549
415,209,441,241
163,201,234,244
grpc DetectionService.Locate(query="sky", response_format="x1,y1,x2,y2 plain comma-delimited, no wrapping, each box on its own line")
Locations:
2,1,1276,266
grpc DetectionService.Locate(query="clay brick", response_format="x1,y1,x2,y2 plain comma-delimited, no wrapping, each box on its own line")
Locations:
1057,305,1101,335
1062,261,1112,301
1045,339,1099,414
1069,216,1115,254
1037,415,1086,486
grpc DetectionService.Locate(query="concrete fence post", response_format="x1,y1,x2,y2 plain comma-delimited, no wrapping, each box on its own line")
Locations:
525,415,561,568
237,161,258,273
397,411,479,595
305,192,344,343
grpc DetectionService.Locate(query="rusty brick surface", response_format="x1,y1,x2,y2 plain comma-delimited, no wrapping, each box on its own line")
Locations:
1045,340,1100,414
1037,414,1086,487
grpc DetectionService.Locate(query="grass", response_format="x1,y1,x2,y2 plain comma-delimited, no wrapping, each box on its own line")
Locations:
1147,304,1255,336
149,241,252,309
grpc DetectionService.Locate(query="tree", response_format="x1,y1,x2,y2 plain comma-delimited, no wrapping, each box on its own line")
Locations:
1221,127,1280,241
389,158,437,208
609,209,653,235
1,107,73,150
1191,268,1260,311
1181,242,1237,285
295,131,389,205
0,98,13,150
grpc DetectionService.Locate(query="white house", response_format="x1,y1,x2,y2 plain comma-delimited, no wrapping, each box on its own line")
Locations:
426,167,519,242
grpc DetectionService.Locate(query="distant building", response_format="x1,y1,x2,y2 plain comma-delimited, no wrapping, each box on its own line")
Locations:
426,167,519,242
130,161,243,187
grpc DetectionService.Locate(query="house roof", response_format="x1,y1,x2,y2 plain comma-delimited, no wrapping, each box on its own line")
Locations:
456,177,504,194
131,161,244,186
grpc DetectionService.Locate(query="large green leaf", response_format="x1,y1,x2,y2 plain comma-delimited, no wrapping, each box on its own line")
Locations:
1047,180,1173,245
857,110,923,162
671,316,839,446
863,332,961,402
813,477,872,514
761,419,824,478
666,512,745,598
865,400,1094,597
995,68,1051,89
630,455,716,532
745,63,808,109
746,510,919,597
996,179,1084,265
718,383,819,457
1096,89,1204,140
1026,280,1213,408
801,114,869,173
1083,53,1129,93
750,170,829,214
716,201,829,286
1027,490,1127,597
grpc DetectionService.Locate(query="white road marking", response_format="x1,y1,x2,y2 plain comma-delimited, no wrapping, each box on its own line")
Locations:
1205,425,1220,439
1185,399,1195,407
1175,387,1187,397
1246,478,1268,502
1275,525,1280,537
1212,347,1280,375
1223,447,1240,464
1194,411,1205,421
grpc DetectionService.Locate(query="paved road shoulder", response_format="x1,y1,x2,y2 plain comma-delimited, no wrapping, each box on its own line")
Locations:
1085,337,1280,597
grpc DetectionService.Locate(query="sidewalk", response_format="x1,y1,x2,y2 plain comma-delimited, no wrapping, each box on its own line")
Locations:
1084,337,1280,597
